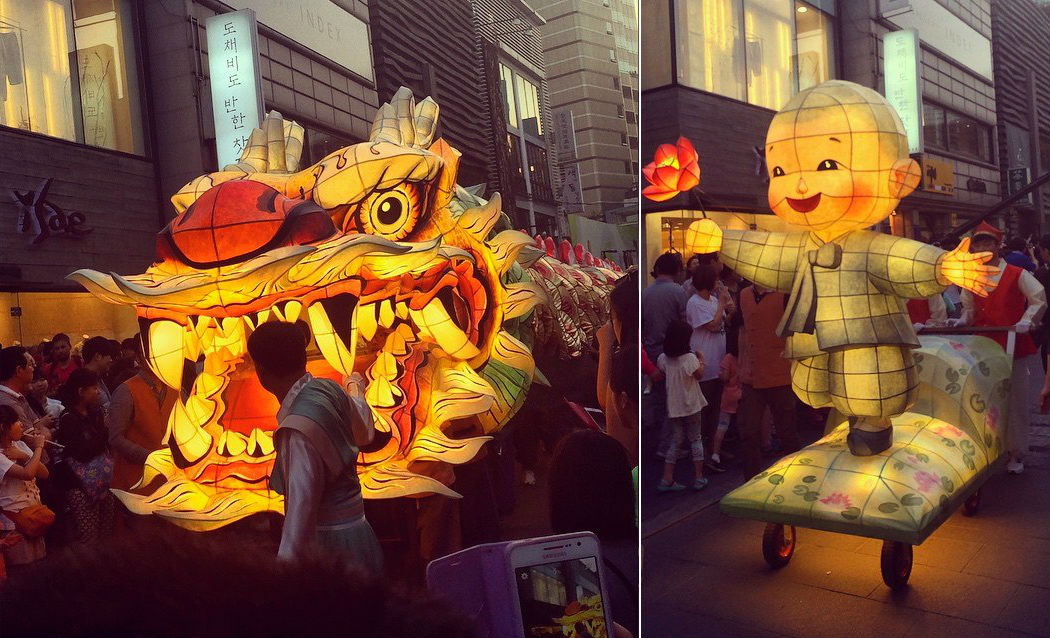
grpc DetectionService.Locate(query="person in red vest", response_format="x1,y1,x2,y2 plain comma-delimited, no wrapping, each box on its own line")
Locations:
906,294,947,332
736,283,802,480
955,222,1047,474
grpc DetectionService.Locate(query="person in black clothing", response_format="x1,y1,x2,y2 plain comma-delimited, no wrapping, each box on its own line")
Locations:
55,368,115,545
548,429,638,637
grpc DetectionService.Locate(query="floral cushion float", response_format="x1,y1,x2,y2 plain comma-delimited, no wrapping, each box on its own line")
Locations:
720,335,1012,545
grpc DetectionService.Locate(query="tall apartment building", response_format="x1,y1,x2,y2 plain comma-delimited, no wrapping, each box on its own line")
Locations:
535,0,639,222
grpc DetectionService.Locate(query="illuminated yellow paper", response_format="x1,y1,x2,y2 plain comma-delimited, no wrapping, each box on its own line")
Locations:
68,88,606,530
721,335,1010,545
684,81,998,450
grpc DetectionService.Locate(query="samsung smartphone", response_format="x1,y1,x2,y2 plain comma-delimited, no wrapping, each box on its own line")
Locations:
508,532,614,638
425,532,615,638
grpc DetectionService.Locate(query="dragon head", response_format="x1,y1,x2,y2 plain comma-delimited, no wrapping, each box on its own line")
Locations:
71,88,544,530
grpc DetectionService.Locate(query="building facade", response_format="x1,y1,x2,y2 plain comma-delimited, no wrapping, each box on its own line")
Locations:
370,0,491,189
535,0,640,222
841,0,1001,244
990,0,1050,236
641,0,1006,277
0,0,379,346
474,0,562,235
640,0,841,273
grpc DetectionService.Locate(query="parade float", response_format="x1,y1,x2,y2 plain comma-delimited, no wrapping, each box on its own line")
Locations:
646,80,1012,588
70,88,616,531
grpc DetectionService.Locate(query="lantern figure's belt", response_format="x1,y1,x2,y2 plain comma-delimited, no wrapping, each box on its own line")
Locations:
777,242,843,337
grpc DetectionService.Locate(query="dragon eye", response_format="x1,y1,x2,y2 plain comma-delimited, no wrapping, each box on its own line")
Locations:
347,184,422,240
817,159,839,171
771,166,785,177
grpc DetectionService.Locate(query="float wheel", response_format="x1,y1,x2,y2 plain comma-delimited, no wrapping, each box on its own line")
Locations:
762,523,796,568
962,489,981,516
880,540,913,589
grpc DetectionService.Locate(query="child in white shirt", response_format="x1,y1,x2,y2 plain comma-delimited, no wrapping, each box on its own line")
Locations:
656,320,709,491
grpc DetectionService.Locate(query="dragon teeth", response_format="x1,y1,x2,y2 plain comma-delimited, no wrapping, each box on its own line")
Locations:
217,430,247,456
358,303,378,341
147,319,187,390
247,428,274,457
378,299,395,329
408,302,480,360
306,302,357,377
284,300,303,323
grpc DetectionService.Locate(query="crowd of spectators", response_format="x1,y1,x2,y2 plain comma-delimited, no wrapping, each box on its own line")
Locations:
0,332,164,580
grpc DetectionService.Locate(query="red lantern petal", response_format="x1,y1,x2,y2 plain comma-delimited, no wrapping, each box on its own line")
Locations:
642,184,677,202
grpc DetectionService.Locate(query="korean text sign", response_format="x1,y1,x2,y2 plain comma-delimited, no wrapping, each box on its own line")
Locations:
206,9,264,168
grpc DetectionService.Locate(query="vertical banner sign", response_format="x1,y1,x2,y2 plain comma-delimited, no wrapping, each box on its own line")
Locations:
883,29,923,154
206,9,264,169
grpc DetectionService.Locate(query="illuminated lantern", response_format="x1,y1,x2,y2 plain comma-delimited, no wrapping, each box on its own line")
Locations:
686,80,997,456
544,236,556,257
70,88,603,530
642,136,700,202
721,334,1011,585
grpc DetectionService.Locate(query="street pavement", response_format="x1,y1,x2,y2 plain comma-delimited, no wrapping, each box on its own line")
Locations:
641,405,1050,638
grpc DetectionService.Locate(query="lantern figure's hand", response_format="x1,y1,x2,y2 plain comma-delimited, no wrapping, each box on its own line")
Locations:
939,237,999,297
685,219,723,255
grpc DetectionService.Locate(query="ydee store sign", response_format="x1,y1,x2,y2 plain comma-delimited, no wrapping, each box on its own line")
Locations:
11,178,92,245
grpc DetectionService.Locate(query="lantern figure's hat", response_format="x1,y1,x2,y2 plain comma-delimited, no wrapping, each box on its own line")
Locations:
971,221,1003,244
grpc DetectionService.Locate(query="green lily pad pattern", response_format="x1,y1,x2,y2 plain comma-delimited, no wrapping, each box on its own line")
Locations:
720,335,1011,545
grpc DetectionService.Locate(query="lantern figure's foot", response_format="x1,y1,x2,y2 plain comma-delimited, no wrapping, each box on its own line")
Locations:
846,418,892,456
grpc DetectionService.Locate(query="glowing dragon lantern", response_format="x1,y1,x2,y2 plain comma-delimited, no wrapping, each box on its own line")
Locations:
70,88,546,530
684,80,997,456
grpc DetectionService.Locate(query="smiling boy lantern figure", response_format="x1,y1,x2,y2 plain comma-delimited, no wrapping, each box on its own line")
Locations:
686,80,998,456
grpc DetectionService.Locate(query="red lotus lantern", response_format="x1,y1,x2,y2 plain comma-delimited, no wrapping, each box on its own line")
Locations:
642,136,700,202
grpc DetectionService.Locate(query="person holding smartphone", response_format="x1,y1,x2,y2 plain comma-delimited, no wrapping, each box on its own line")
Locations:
247,321,382,572
0,346,56,442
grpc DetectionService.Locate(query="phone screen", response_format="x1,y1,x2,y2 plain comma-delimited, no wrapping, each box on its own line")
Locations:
514,556,608,638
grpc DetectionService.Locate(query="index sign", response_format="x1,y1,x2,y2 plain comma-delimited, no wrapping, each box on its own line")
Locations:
883,29,923,154
206,9,265,169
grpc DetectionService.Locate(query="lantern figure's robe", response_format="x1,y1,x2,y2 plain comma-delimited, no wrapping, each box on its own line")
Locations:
717,228,948,418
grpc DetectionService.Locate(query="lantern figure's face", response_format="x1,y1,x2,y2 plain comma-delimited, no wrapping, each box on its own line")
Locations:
765,80,921,236
71,88,541,529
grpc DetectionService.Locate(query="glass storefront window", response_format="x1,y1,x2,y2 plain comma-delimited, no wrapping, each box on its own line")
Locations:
640,0,673,89
675,0,746,101
1,1,77,142
516,74,542,137
923,103,947,149
73,0,144,154
0,0,144,154
947,111,992,163
526,141,553,202
923,102,993,163
499,63,517,130
663,0,834,110
302,127,354,166
743,0,795,111
794,0,834,91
